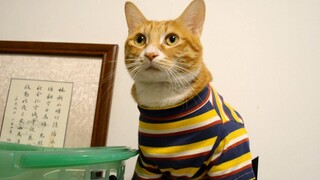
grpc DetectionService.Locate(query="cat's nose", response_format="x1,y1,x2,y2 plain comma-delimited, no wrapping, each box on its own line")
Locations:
145,52,159,61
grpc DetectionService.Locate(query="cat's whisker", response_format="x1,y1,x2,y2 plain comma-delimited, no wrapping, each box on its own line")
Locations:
125,58,137,62
170,68,194,91
166,66,191,89
130,66,143,80
128,67,138,78
156,61,186,90
162,69,176,91
125,57,144,62
172,63,206,85
165,68,187,92
170,65,210,109
126,64,139,70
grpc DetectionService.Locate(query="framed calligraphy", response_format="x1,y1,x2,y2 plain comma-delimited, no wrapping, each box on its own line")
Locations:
0,41,118,147
2,79,73,147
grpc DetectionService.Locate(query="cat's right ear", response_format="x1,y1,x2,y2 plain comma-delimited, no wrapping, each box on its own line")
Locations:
125,2,147,33
177,0,206,37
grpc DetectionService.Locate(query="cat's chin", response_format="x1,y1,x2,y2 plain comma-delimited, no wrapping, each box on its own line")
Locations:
134,68,169,82
145,66,161,72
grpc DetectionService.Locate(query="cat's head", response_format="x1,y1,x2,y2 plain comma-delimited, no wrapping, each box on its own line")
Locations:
124,0,207,84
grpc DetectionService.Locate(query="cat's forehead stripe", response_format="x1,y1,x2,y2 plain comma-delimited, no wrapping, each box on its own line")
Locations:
142,22,167,44
145,21,166,33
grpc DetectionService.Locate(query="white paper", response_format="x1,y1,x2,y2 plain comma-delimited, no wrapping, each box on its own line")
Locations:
0,79,73,147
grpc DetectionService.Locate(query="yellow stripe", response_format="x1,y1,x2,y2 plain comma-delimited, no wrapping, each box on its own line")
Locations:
209,152,252,173
140,137,217,156
224,102,243,124
140,110,218,131
228,128,248,142
211,88,229,123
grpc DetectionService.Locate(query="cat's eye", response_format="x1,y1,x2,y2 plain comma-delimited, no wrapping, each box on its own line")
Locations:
165,34,179,46
134,34,146,46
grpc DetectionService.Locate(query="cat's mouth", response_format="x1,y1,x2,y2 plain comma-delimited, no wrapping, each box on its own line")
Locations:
145,66,161,72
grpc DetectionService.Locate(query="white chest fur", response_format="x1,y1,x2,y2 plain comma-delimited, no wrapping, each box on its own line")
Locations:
134,81,193,108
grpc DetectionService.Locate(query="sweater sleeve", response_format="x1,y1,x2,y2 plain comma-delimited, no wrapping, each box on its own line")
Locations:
206,123,256,180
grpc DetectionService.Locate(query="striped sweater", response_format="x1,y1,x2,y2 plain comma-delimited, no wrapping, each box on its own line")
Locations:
133,85,255,180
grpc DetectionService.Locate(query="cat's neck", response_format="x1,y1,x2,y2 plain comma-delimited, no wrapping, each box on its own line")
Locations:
132,81,192,108
132,64,212,109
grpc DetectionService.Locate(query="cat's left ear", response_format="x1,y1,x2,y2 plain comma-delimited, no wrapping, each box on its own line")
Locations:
125,2,147,33
177,0,206,37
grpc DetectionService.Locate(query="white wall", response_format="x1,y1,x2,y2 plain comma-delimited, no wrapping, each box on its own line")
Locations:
1,0,320,179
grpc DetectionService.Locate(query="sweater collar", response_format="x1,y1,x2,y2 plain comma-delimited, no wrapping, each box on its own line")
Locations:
138,85,211,121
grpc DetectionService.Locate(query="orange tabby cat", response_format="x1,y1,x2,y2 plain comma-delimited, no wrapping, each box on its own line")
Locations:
125,0,255,179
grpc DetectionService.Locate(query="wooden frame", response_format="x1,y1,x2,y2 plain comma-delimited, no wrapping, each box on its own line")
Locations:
0,41,118,147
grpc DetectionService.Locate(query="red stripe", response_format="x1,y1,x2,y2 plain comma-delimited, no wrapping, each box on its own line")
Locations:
139,119,222,137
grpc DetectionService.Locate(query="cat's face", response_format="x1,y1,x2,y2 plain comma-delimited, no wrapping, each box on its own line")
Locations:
125,0,205,84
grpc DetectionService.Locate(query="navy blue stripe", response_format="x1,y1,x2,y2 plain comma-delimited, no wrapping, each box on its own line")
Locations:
139,123,222,147
139,101,214,123
151,153,210,169
137,155,161,174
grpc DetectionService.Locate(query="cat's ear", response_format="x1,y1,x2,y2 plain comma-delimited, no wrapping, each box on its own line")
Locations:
125,2,147,33
177,0,206,37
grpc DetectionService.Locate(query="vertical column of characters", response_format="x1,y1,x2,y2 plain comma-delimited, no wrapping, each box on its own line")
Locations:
48,86,65,147
15,84,31,144
5,97,19,142
32,85,43,146
39,85,53,146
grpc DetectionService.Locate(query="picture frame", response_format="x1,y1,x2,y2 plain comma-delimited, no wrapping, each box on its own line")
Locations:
0,41,118,147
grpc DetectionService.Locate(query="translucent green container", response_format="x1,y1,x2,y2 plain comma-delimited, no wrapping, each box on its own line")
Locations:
0,142,138,180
